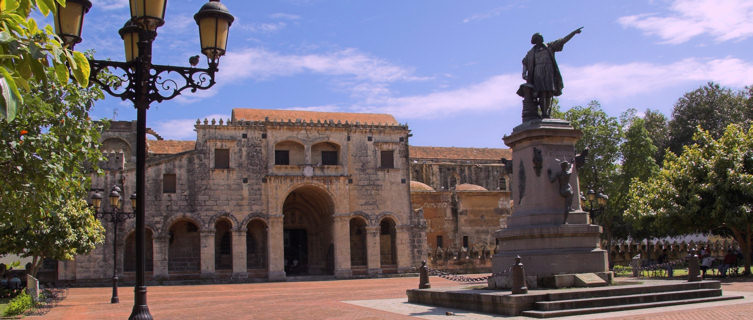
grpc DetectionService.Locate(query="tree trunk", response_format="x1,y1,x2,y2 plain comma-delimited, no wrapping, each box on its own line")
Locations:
745,224,752,275
29,255,43,278
728,225,751,275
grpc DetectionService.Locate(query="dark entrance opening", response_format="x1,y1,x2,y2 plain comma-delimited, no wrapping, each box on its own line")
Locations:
284,229,308,275
283,186,334,276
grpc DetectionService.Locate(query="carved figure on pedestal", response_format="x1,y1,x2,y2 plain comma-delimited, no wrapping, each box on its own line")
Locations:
548,160,574,224
518,27,583,122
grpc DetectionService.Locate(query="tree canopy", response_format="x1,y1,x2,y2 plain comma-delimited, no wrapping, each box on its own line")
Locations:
667,82,750,156
1,0,90,121
626,124,753,274
0,59,105,276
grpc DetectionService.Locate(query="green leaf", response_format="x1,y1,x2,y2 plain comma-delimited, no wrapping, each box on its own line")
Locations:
54,61,69,83
38,0,55,16
71,51,89,87
0,66,22,119
0,76,18,121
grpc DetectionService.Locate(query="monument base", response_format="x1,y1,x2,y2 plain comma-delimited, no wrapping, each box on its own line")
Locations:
492,222,608,287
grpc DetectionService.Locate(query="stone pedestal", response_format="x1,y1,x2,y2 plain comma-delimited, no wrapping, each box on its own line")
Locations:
491,119,608,288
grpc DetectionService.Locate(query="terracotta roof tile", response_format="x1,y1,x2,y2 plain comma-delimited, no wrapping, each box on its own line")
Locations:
231,108,398,125
410,146,510,161
147,140,195,154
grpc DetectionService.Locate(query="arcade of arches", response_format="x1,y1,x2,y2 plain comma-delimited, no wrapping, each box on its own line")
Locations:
116,185,400,280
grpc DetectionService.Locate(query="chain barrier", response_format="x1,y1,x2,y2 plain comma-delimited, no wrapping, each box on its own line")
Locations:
424,265,512,283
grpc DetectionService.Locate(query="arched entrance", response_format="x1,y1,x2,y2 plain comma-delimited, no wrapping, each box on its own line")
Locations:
168,220,201,273
124,229,153,272
283,186,334,275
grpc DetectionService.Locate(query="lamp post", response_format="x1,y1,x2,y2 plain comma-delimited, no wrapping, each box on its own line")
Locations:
55,1,234,319
583,189,608,223
91,186,136,304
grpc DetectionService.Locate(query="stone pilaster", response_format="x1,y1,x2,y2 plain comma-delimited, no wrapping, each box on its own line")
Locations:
396,225,412,272
200,231,215,278
365,226,381,275
333,215,352,278
267,215,285,281
152,235,168,279
232,230,248,279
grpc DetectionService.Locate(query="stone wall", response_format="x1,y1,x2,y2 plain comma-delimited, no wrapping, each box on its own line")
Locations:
72,112,423,282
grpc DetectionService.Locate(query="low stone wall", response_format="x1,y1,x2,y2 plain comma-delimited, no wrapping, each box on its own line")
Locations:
426,245,493,273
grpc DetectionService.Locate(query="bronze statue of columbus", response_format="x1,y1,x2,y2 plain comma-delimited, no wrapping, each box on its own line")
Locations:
517,27,582,122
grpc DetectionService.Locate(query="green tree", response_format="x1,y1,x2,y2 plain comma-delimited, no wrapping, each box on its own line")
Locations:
0,68,105,276
667,82,750,155
1,0,90,121
626,124,753,274
558,101,622,194
643,109,670,164
614,115,659,240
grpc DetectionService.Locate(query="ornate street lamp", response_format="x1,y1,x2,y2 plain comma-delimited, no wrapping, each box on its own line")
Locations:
583,189,609,222
53,0,92,48
91,185,135,304
56,1,233,319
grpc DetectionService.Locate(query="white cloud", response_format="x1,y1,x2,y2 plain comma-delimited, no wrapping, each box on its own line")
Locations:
463,2,524,23
270,13,301,20
220,47,424,83
152,113,230,140
357,57,753,119
91,0,129,10
618,0,753,43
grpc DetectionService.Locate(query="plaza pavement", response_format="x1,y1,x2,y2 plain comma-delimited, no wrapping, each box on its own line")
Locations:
28,276,753,319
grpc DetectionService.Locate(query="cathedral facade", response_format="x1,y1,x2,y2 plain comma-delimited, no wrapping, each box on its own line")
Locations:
56,109,510,283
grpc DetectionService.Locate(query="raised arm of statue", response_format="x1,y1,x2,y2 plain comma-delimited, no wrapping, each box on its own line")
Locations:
549,27,583,52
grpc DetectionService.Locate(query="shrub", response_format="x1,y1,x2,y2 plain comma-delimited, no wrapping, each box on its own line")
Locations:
3,291,33,317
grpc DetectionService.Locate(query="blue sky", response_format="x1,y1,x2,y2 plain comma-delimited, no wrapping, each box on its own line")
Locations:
46,0,753,148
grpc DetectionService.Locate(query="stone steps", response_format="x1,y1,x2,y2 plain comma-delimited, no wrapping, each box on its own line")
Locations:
521,295,741,318
519,281,744,318
536,288,721,311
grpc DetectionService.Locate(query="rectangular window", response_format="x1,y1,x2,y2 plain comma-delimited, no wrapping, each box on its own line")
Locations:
380,150,394,169
462,236,469,248
275,150,290,165
321,151,338,165
215,148,230,169
163,174,176,194
499,177,506,190
436,235,443,249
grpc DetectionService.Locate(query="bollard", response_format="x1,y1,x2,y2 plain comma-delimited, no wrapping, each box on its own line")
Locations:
419,260,431,289
686,249,701,282
511,256,528,294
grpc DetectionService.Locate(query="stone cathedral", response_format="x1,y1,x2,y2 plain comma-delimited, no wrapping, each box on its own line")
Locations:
54,108,511,283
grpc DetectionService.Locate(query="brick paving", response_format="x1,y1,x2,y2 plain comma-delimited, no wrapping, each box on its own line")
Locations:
28,276,753,319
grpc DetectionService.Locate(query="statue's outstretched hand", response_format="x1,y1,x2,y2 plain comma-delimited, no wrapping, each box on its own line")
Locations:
574,27,583,34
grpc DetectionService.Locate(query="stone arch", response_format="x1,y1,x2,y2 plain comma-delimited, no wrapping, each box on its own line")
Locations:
206,212,239,231
349,216,368,268
214,218,234,270
161,213,203,237
350,211,372,226
374,212,401,227
239,212,269,232
378,216,398,271
311,141,341,165
123,226,155,272
274,140,305,166
167,218,201,273
246,219,268,273
282,184,335,275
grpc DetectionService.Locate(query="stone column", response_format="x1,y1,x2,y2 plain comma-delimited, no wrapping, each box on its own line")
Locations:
152,235,169,279
365,226,381,275
232,229,248,279
333,215,352,278
396,225,412,273
200,231,215,278
267,215,285,281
